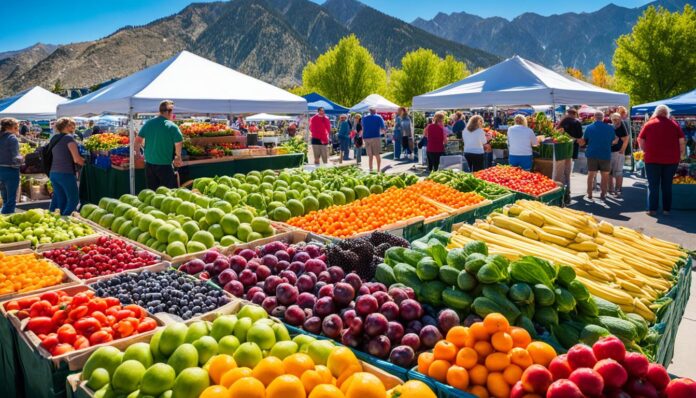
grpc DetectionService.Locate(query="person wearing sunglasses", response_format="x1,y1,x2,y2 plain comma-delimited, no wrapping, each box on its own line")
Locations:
135,100,183,190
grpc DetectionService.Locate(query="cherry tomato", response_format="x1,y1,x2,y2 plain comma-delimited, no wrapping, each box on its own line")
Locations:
17,297,40,310
27,317,54,335
91,311,108,327
115,310,135,321
71,293,90,307
104,297,120,308
123,305,143,319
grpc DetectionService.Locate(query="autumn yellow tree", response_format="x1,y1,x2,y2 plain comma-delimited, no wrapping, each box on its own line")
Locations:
566,67,586,81
590,62,613,88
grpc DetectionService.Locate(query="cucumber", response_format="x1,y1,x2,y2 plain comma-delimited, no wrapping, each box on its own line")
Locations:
375,263,396,286
442,287,473,311
456,270,477,291
533,284,556,306
439,266,460,286
472,297,520,323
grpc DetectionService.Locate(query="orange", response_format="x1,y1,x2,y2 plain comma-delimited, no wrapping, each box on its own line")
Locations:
207,354,237,384
433,341,458,362
455,347,478,369
446,365,470,391
418,352,434,374
491,331,514,353
509,347,533,369
427,359,451,383
483,313,509,334
526,341,557,367
199,385,230,398
446,326,469,347
467,385,490,398
314,365,334,384
484,352,510,372
301,370,325,394
503,364,523,385
509,327,532,348
220,367,253,388
473,341,493,360
469,364,489,385
228,377,265,398
340,372,387,398
469,322,489,341
265,374,305,398
486,372,510,398
326,347,359,378
252,356,285,386
309,384,344,398
283,353,316,378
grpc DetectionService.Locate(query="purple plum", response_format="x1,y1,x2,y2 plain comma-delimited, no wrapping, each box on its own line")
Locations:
438,309,461,334
292,251,311,263
239,269,257,286
355,295,379,317
303,316,322,334
274,260,290,274
389,346,415,368
344,273,362,291
186,259,205,274
296,292,317,310
304,244,322,258
271,305,286,318
274,250,290,262
251,291,266,305
318,284,333,298
341,329,361,347
313,296,336,318
223,280,244,297
401,333,421,351
373,291,391,307
380,301,400,321
419,325,443,348
321,314,343,339
276,283,299,306
296,274,315,293
399,299,423,321
263,275,283,295
332,282,355,307
279,270,298,285
364,313,389,337
217,269,238,286
261,296,277,313
367,335,391,359
284,305,306,326
203,250,220,263
327,266,345,283
228,255,247,274
305,258,327,275
386,321,405,345
237,249,256,261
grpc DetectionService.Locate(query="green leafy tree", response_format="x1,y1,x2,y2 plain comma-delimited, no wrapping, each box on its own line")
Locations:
301,35,387,106
51,79,64,94
613,5,696,103
435,55,470,89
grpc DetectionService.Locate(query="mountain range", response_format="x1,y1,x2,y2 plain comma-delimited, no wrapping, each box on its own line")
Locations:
0,0,497,97
412,0,695,74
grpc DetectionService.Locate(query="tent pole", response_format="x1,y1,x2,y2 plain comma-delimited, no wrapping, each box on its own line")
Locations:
128,107,135,195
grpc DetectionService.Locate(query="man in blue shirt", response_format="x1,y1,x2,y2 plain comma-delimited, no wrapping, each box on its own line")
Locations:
581,111,618,200
361,107,385,172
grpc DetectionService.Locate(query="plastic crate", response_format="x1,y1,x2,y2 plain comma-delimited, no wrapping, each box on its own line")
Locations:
513,183,566,206
473,192,516,220
654,256,692,367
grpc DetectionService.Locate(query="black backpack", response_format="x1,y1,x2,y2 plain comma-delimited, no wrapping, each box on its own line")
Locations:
39,134,66,176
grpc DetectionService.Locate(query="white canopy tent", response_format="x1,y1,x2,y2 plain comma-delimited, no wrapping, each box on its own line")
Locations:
0,86,67,120
246,113,295,122
57,51,308,193
350,94,400,113
412,55,629,110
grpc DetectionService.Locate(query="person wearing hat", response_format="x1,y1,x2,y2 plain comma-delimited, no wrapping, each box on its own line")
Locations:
337,114,352,164
362,107,385,172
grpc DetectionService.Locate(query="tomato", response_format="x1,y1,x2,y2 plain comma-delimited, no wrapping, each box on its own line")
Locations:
40,333,59,349
29,300,54,318
15,310,30,320
68,305,89,321
50,343,75,356
17,296,40,310
123,305,143,319
87,298,107,314
73,335,90,350
137,318,157,333
27,317,54,335
4,301,20,311
115,310,135,321
57,324,77,345
91,311,108,327
51,309,68,326
105,306,121,317
88,330,113,345
104,297,120,308
114,320,135,338
71,293,90,307
74,317,101,336
39,291,60,305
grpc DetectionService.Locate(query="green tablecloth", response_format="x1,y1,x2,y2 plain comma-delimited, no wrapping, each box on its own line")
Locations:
80,154,304,204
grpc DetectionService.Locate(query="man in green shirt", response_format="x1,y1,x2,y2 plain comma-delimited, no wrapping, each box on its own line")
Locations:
135,100,184,190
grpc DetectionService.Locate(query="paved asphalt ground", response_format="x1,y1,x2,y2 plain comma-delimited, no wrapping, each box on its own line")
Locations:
321,150,696,377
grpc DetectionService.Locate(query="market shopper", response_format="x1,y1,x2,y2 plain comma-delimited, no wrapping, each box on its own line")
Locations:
506,114,538,171
462,115,487,172
558,108,584,203
581,111,618,201
400,108,415,160
609,113,629,196
352,114,363,165
337,114,351,163
452,111,465,139
308,107,331,166
0,118,22,214
393,108,404,160
424,112,448,172
362,107,385,172
135,100,183,191
49,117,84,215
638,105,686,215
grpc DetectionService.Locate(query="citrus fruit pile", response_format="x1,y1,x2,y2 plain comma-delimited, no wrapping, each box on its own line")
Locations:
417,313,557,398
287,187,444,238
474,165,558,196
0,252,64,295
404,180,485,209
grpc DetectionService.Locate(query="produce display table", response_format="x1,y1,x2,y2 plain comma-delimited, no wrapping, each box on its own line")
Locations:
513,182,566,206
656,257,692,367
79,153,304,204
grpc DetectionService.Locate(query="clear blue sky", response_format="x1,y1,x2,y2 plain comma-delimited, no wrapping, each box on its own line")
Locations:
1,0,651,52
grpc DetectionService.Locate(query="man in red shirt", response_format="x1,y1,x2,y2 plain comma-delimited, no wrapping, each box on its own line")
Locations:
309,107,332,166
638,105,686,215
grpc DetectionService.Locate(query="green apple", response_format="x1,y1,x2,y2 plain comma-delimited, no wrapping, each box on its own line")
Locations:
269,341,299,360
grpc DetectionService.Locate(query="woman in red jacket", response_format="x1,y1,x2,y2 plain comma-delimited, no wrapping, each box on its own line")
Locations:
424,112,448,173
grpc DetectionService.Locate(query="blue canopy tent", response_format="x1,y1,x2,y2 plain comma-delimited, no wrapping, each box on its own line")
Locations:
631,89,696,117
303,93,349,115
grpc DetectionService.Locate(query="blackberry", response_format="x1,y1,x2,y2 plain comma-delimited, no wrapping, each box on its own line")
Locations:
355,258,377,280
375,242,391,257
327,245,359,273
368,231,409,248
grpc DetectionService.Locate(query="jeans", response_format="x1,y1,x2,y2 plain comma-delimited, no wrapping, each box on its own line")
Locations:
393,130,403,159
509,155,533,171
339,136,351,160
427,152,443,172
485,152,494,168
145,163,177,191
464,153,486,172
0,167,20,214
354,145,362,164
645,163,678,212
49,172,79,216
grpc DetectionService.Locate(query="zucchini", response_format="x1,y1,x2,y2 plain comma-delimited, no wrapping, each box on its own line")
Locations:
599,316,638,342
420,280,447,307
508,283,534,304
481,285,521,321
439,266,460,286
568,280,590,301
625,313,649,341
554,288,577,313
456,270,477,291
472,297,520,323
579,324,611,345
593,296,623,318
576,297,599,317
442,287,473,311
464,253,487,274
375,263,396,286
533,284,556,306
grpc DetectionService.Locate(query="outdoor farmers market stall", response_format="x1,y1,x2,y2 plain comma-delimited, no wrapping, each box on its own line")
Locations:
57,51,308,195
303,92,350,115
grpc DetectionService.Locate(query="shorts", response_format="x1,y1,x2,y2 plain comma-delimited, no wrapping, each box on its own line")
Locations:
610,152,624,177
312,144,328,163
587,158,611,172
364,138,381,158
